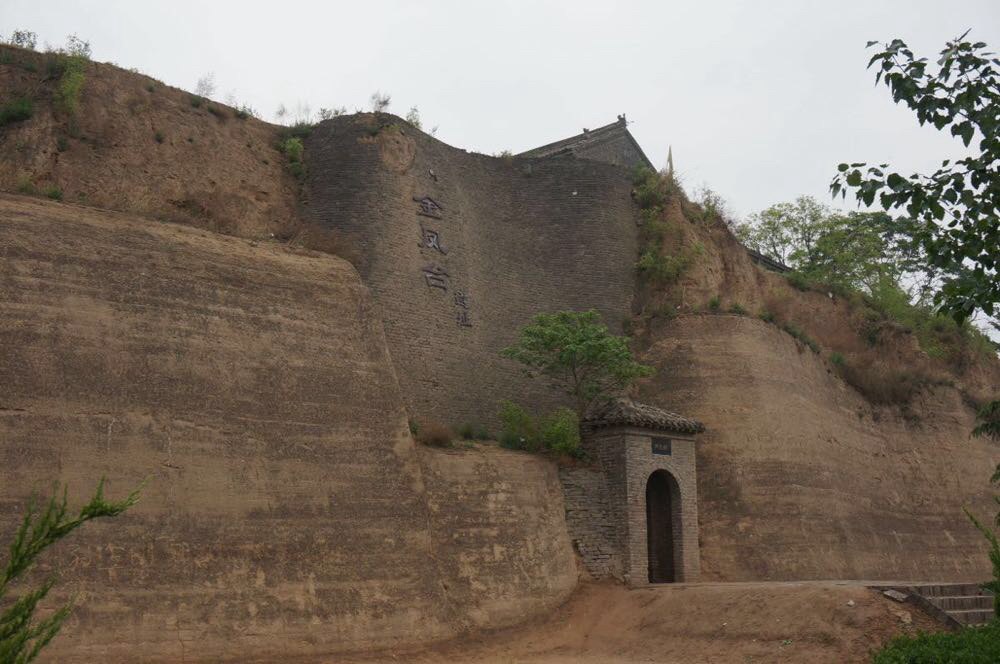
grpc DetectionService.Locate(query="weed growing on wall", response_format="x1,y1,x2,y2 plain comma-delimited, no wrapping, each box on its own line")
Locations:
0,97,33,127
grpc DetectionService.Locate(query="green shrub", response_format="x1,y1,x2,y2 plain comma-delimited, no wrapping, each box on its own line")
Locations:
498,401,583,458
873,621,1000,663
16,176,36,195
829,351,845,366
637,250,689,284
154,130,164,144
498,400,538,451
44,186,62,201
0,97,33,126
56,135,68,152
781,322,820,353
708,296,721,311
457,422,490,440
56,55,86,116
282,137,303,162
189,95,203,108
538,408,582,458
632,166,667,210
728,303,747,315
283,122,314,139
786,271,811,292
759,310,775,323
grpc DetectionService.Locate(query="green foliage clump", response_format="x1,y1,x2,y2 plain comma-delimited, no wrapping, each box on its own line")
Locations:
43,186,62,201
189,95,203,108
0,479,140,663
707,296,721,311
7,29,38,50
207,104,227,120
154,130,164,144
282,137,305,180
832,33,1000,322
498,400,536,450
728,303,747,315
759,310,775,324
829,351,845,366
873,621,1000,664
632,166,668,211
502,310,653,416
781,322,820,353
636,250,689,285
0,97,33,127
52,37,90,118
16,176,36,196
498,401,582,458
457,422,490,440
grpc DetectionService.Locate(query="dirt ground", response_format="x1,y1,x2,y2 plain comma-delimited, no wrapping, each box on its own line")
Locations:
329,581,942,664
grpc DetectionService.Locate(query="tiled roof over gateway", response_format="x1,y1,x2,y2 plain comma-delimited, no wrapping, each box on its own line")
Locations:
584,398,705,435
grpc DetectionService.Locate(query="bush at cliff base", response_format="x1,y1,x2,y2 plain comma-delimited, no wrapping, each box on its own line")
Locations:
872,621,1000,663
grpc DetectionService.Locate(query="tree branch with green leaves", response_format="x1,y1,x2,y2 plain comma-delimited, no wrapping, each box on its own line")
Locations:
831,31,999,323
1,479,142,663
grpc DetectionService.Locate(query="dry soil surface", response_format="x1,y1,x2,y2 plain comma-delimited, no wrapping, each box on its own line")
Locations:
329,581,942,664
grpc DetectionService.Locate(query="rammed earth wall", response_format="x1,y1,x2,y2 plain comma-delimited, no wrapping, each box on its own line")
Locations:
304,114,641,428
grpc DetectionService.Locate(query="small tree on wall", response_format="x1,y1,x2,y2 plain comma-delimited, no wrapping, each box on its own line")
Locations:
502,310,653,417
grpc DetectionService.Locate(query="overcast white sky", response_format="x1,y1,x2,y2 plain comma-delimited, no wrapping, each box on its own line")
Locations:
2,0,998,220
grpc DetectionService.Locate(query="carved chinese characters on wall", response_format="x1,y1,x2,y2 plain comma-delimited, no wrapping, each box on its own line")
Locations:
415,190,472,327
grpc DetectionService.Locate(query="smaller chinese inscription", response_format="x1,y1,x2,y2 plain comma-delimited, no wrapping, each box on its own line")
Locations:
422,264,449,291
454,290,472,327
413,196,444,219
651,438,672,456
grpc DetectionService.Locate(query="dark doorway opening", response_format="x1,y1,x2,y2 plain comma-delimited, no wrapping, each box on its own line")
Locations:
646,470,679,583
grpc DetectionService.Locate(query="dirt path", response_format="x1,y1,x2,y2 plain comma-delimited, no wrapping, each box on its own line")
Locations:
330,581,942,664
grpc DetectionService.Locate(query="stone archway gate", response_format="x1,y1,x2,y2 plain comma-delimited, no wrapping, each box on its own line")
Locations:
559,398,704,586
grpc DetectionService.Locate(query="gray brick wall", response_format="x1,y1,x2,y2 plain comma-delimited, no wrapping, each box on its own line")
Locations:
304,115,639,429
558,466,623,579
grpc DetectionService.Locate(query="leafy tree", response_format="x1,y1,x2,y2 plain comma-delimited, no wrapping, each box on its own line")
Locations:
405,106,422,129
501,310,653,417
7,30,37,50
194,73,215,99
831,32,1000,322
1,479,141,662
736,197,929,297
369,91,391,113
735,196,827,266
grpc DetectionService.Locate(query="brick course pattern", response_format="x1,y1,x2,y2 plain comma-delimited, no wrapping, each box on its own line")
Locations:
558,466,624,579
304,115,640,428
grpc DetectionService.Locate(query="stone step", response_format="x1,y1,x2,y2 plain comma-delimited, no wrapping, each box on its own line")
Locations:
948,608,994,626
909,583,988,598
927,595,994,611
